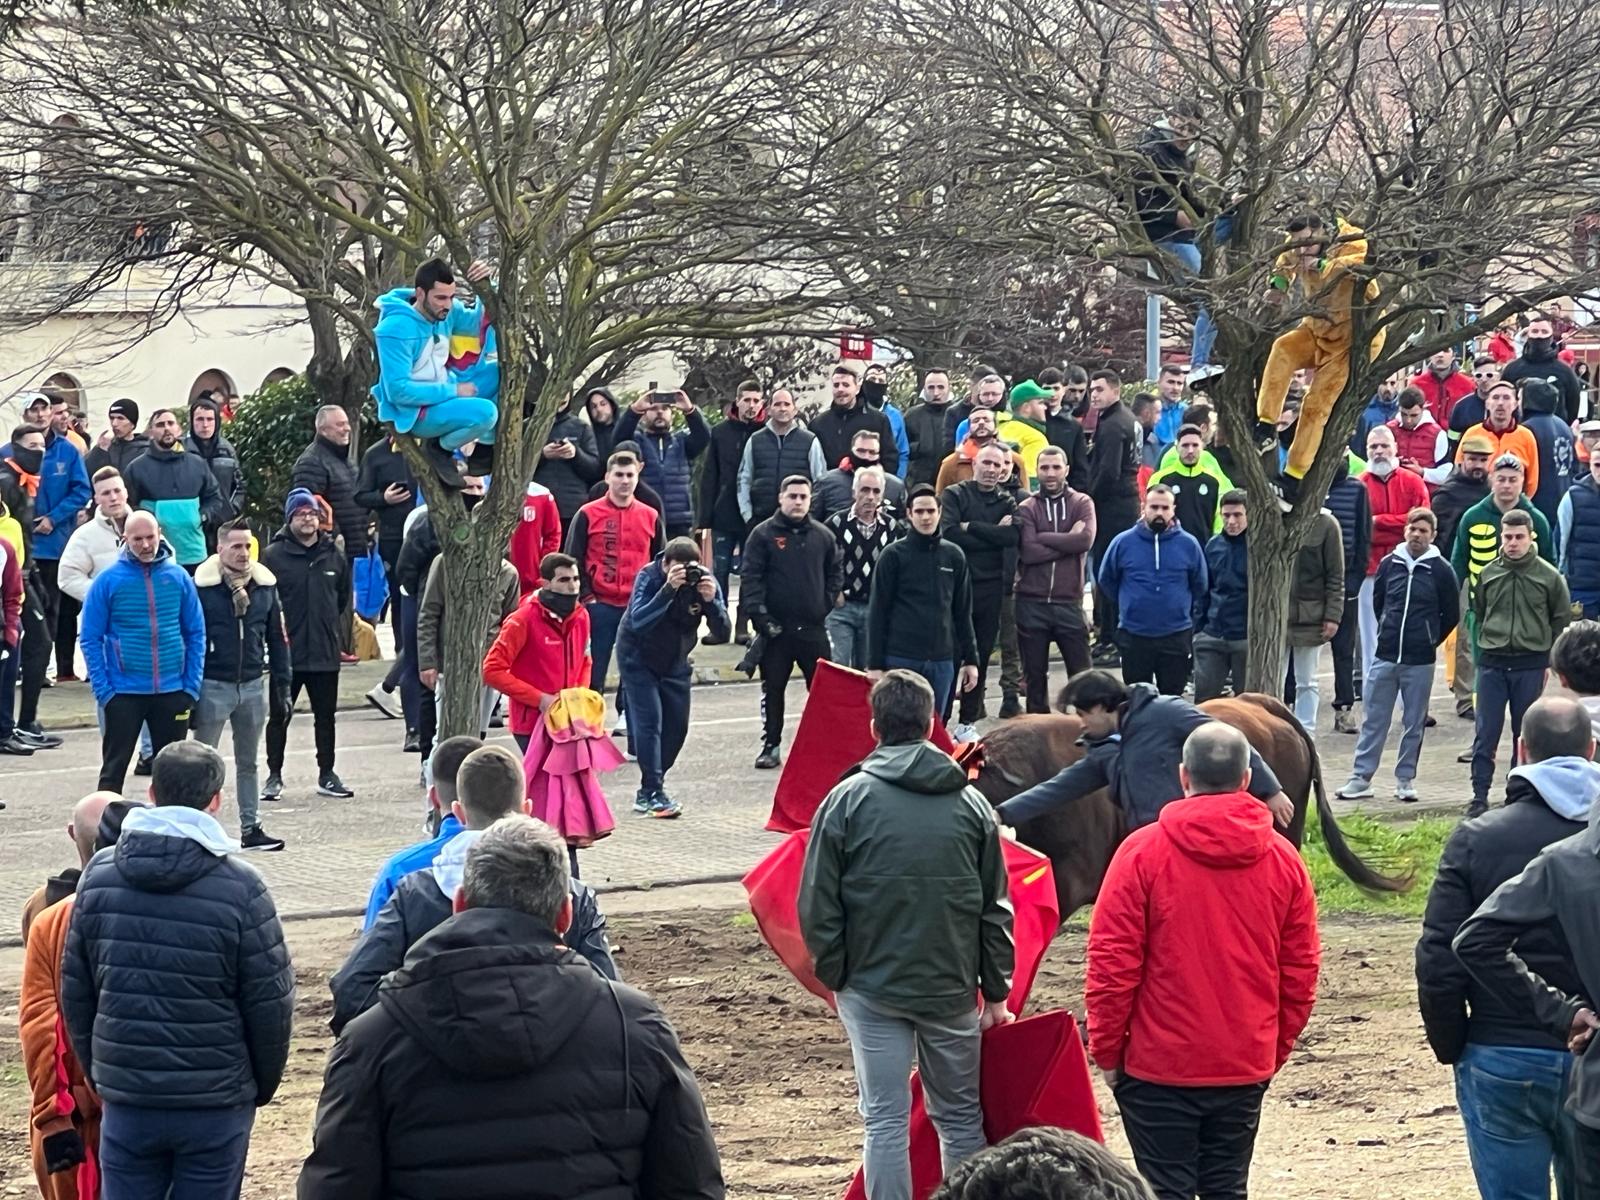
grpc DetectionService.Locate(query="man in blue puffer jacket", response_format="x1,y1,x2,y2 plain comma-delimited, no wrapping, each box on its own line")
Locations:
1096,482,1209,696
79,511,205,793
614,388,711,539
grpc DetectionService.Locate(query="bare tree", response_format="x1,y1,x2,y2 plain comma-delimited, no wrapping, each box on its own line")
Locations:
4,0,881,733
889,0,1600,688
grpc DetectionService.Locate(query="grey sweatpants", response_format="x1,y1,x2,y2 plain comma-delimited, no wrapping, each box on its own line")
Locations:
1351,658,1433,783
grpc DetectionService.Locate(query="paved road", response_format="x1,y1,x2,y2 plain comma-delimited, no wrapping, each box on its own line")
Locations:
0,651,1522,942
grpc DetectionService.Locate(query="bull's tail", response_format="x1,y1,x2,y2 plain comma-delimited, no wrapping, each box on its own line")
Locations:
1246,693,1415,895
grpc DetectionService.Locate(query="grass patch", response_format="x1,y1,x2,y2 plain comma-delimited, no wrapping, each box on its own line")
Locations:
729,911,757,929
1302,811,1456,918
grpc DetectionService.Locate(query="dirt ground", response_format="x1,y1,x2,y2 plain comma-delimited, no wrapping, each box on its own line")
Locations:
0,901,1479,1199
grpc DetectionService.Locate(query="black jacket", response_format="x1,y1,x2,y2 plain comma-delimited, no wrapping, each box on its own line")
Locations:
1045,410,1092,482
1372,545,1459,666
533,411,602,523
261,528,350,672
939,480,1019,588
195,556,292,689
810,402,900,477
1132,125,1201,242
741,511,841,632
298,907,724,1200
182,430,244,543
61,820,294,1108
84,432,150,477
1430,469,1488,562
292,436,368,557
1502,343,1584,424
1085,403,1140,507
866,529,978,669
1324,464,1373,593
698,416,757,535
354,437,418,562
396,512,440,599
328,865,618,1037
903,400,956,488
0,459,36,568
1416,771,1590,1063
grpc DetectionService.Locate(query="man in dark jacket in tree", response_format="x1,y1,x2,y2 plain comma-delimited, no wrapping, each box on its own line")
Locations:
615,386,711,539
328,743,616,1036
189,519,292,851
697,380,762,643
1416,695,1595,1197
301,812,721,1200
799,670,1014,1200
63,741,294,1198
183,392,244,552
262,489,353,801
290,405,368,559
532,395,603,535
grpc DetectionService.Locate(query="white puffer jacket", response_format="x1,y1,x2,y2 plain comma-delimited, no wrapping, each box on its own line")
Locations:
57,509,125,602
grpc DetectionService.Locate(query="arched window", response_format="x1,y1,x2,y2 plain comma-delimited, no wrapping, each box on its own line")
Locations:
188,369,237,405
41,371,85,407
261,367,296,390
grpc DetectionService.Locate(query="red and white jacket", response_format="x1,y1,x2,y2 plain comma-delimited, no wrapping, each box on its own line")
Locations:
506,481,562,596
481,593,592,736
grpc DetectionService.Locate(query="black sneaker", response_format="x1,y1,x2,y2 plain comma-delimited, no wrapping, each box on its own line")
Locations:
403,729,420,753
14,727,63,750
998,694,1023,720
133,755,153,776
262,773,284,801
701,633,730,646
1465,798,1488,819
463,441,495,475
754,744,782,770
424,438,467,487
241,825,286,852
318,772,355,798
0,735,34,756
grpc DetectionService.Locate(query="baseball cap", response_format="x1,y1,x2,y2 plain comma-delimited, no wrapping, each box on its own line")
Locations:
1579,419,1600,435
1459,432,1495,455
1008,380,1052,411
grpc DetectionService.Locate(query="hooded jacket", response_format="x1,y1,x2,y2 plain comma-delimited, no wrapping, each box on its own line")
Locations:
121,441,225,567
865,528,978,669
1097,519,1208,639
1086,790,1320,1086
1131,125,1201,243
1501,339,1585,424
417,556,521,676
181,425,244,548
1416,759,1597,1063
1454,811,1600,1130
328,832,617,1037
532,410,603,523
1450,493,1555,587
292,436,368,558
1429,467,1488,560
1372,541,1459,666
60,805,294,1108
195,556,291,689
583,388,620,462
1287,511,1345,647
79,541,205,703
56,508,125,603
799,741,1014,1016
1472,550,1570,667
1015,486,1095,605
261,527,350,673
996,684,1283,830
1519,378,1577,527
614,406,712,532
698,413,758,535
0,536,21,648
302,907,714,1200
372,287,488,431
83,432,149,478
482,590,592,735
362,813,464,930
1198,529,1247,641
27,432,90,560
1361,464,1430,574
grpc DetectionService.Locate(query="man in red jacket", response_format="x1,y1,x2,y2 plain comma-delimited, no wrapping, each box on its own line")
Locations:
1087,723,1319,1200
1359,425,1428,689
506,480,561,597
1410,348,1475,429
481,553,591,753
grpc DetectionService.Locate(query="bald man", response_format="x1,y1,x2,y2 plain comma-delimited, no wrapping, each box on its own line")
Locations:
20,790,118,942
79,512,205,793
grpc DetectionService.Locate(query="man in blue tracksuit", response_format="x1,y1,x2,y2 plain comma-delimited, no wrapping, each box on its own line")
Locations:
1096,482,1208,696
79,511,205,793
373,257,499,481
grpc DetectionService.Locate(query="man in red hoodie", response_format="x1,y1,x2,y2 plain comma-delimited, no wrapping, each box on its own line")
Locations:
1087,723,1319,1200
1359,425,1428,689
1410,348,1475,429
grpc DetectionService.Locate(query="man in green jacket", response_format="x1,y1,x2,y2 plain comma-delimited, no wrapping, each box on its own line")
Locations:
1467,509,1570,815
799,670,1015,1198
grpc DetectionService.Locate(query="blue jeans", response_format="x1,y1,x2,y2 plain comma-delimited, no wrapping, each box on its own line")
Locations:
409,396,498,451
836,989,986,1200
100,1102,255,1200
827,600,870,670
1152,214,1232,369
884,656,956,720
619,653,692,793
189,678,268,833
1454,1043,1580,1199
712,530,743,614
587,600,625,696
1472,664,1547,802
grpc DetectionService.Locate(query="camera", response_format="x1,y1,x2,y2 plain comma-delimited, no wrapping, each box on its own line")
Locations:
683,564,704,585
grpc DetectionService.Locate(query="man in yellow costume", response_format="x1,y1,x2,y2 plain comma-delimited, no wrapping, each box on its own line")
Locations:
1257,213,1385,506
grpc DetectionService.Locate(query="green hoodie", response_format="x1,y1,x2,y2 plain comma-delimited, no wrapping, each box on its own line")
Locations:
799,740,1014,1017
1473,550,1570,663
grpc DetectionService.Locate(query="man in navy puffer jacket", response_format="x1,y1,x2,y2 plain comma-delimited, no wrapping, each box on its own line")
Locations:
614,389,711,539
1194,489,1249,702
62,740,294,1199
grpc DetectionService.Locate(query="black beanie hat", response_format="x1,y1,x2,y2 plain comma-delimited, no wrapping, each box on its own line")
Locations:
108,398,139,424
95,798,150,851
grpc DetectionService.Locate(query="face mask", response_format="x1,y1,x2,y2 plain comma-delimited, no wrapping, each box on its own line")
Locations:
1369,458,1397,478
1148,515,1169,533
540,588,577,617
1525,337,1552,356
10,446,42,475
860,380,887,407
848,452,878,472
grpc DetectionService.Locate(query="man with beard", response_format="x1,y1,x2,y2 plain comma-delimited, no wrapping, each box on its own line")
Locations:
1014,447,1095,712
1084,371,1141,665
1410,349,1476,430
614,386,711,541
942,444,1021,737
1359,426,1429,688
859,362,909,468
1037,367,1091,479
1098,484,1208,696
83,398,149,476
1434,434,1493,719
935,406,1027,493
121,408,227,573
697,380,763,643
809,429,906,520
1502,312,1584,423
182,392,243,551
1351,372,1403,456
532,393,603,536
903,368,957,488
814,364,901,477
943,364,1003,440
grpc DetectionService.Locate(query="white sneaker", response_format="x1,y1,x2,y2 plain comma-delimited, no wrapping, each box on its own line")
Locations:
1336,776,1374,800
612,712,628,737
1394,781,1419,803
365,685,403,720
948,722,979,744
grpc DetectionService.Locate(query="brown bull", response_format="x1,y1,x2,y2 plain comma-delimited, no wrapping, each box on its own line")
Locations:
969,692,1411,917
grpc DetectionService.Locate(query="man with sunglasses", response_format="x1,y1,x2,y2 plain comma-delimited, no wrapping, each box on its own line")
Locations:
1449,360,1500,450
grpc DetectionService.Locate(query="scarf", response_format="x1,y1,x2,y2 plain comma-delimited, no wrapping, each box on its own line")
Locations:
220,561,253,618
4,458,38,496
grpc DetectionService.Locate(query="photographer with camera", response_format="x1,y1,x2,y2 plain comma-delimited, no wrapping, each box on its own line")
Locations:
742,475,841,770
616,538,729,818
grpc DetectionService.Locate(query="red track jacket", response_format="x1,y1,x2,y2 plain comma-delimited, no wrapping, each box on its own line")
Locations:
481,593,592,736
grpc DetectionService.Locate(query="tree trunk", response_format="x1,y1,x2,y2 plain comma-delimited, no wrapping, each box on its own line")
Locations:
435,515,507,739
1243,517,1291,695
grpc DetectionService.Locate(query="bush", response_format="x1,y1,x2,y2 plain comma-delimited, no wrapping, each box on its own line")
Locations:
226,375,381,527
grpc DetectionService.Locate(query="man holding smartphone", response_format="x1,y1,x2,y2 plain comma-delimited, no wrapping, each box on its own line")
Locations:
614,385,710,540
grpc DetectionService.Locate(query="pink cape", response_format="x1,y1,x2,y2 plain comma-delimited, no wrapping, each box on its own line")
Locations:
522,716,625,846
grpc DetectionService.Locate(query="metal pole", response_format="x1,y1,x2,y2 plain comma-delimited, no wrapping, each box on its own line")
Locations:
1145,281,1161,381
